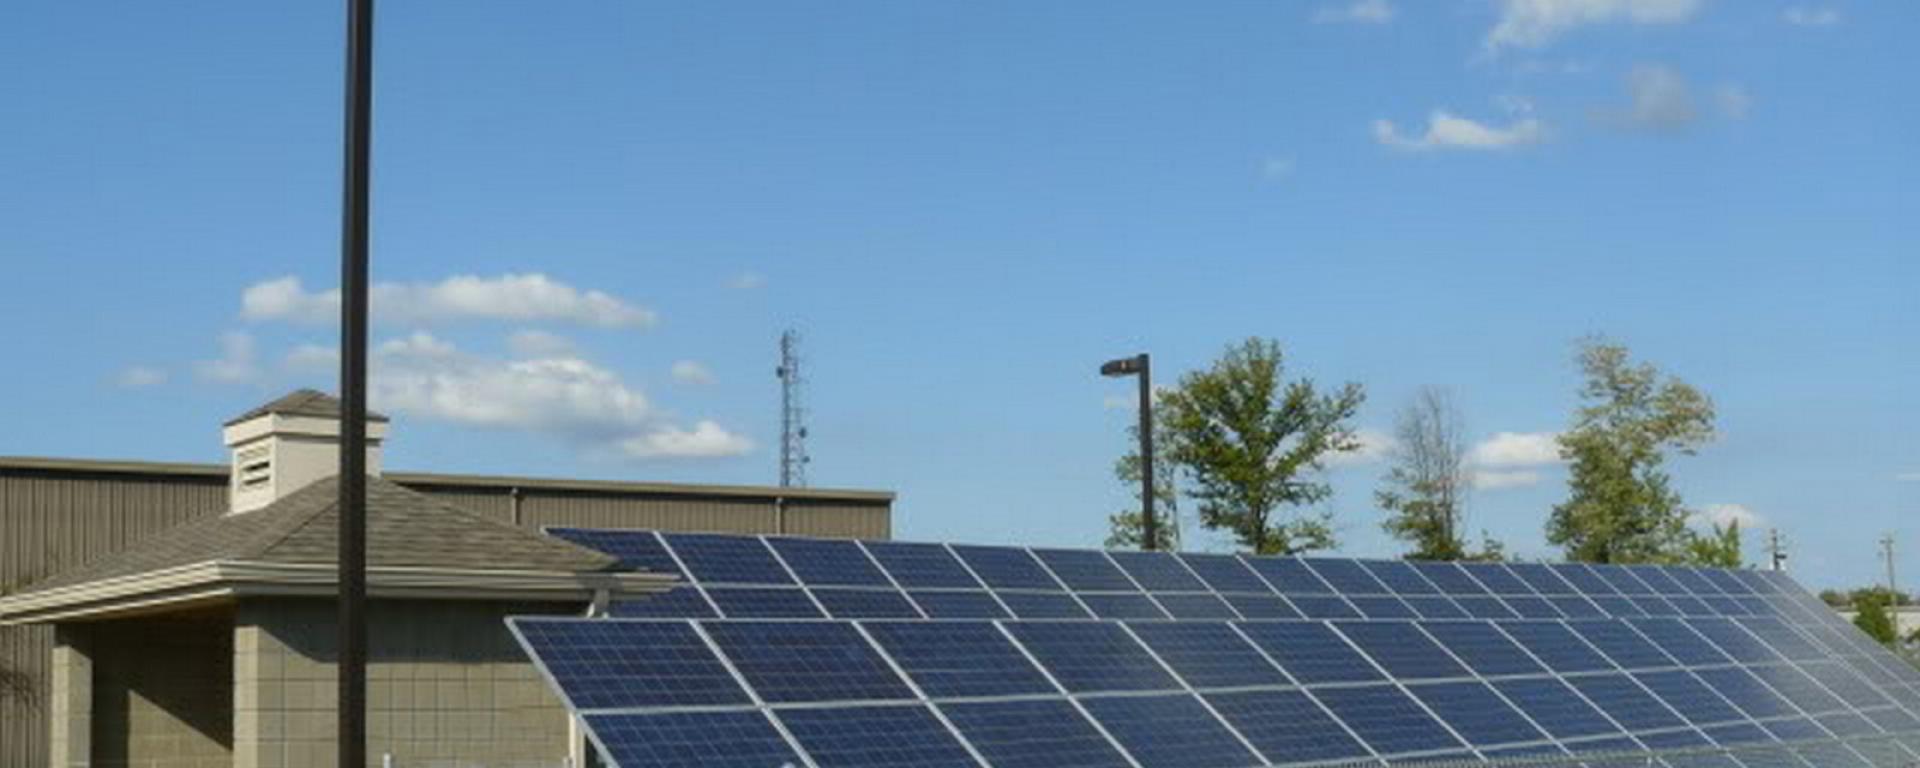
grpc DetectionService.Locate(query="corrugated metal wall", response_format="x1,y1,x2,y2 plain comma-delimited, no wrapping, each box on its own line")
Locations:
1,465,891,768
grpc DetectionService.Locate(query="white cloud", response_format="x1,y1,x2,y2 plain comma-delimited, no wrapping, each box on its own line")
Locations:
242,274,657,329
1782,6,1840,26
1326,428,1396,467
670,360,717,386
1471,470,1545,490
1691,503,1765,531
368,332,750,460
1486,0,1702,51
283,344,339,373
506,329,579,359
727,271,767,290
1315,0,1395,24
115,366,168,389
195,331,261,383
1468,431,1563,467
1373,111,1546,151
1615,64,1698,130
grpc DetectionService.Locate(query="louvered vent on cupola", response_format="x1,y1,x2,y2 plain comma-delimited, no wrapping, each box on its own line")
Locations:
221,389,390,514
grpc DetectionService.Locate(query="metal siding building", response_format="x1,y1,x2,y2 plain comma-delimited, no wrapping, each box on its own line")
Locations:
0,456,892,768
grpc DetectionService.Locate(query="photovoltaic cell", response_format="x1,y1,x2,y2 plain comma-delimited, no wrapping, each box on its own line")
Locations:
1500,620,1616,673
1305,559,1392,594
952,545,1062,590
1751,663,1848,715
1453,596,1520,620
1547,596,1606,619
1362,560,1442,595
1590,596,1644,618
1459,563,1534,595
1567,619,1675,670
997,591,1091,619
1236,621,1385,684
585,711,800,768
1628,566,1688,594
1081,694,1261,768
863,621,1053,698
1626,617,1731,666
1760,716,1827,742
705,587,823,618
1348,596,1420,620
1222,594,1299,619
1692,666,1800,720
938,699,1132,768
547,528,680,574
1553,564,1618,595
1245,557,1336,594
512,619,748,710
766,536,891,587
862,541,981,588
1151,593,1239,620
812,588,921,619
1289,594,1363,620
1490,678,1621,739
907,590,1008,619
1629,596,1680,617
1813,711,1880,738
1740,616,1828,661
1004,621,1180,693
1666,595,1713,616
1628,669,1743,726
1590,564,1655,595
1420,621,1546,677
1700,568,1755,595
1799,660,1893,709
777,705,978,768
1407,680,1547,747
1206,688,1372,764
1499,596,1563,619
1335,621,1470,680
1127,621,1289,688
703,621,913,704
1506,562,1578,594
1078,592,1167,620
662,532,792,585
1413,562,1490,595
1107,550,1207,592
1312,684,1466,756
1032,549,1137,591
1177,553,1272,594
1687,617,1784,663
1665,567,1724,595
608,586,717,619
1402,596,1472,620
1566,673,1689,731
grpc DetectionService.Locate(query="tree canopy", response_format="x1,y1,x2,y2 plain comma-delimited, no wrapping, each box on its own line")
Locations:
1158,338,1364,555
1548,338,1718,564
1375,387,1503,561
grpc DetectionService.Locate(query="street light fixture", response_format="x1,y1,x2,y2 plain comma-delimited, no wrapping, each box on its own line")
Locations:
1101,353,1157,550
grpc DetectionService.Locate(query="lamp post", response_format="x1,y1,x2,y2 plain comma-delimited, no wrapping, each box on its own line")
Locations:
336,1,373,767
1101,354,1156,550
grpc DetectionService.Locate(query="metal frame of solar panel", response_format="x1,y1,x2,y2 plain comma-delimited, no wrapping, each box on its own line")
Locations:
525,528,1920,768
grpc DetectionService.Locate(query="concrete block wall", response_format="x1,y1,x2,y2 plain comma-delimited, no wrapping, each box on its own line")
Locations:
235,597,579,768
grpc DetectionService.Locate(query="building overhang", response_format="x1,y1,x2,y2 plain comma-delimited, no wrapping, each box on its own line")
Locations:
0,561,676,625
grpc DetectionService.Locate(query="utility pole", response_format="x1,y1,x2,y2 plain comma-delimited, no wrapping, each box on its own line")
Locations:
335,1,374,767
1883,534,1899,604
1767,529,1787,572
1100,353,1155,550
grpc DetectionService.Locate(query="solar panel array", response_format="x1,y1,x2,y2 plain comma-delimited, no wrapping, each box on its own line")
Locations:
513,528,1920,768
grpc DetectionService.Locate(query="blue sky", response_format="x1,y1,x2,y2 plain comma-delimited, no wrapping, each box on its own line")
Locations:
1,1,1913,588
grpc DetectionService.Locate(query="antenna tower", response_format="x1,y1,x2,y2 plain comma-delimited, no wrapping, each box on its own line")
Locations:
777,330,810,487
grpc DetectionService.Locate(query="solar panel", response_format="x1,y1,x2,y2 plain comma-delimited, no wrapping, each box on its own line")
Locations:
1177,553,1272,594
1236,621,1385,684
1490,677,1621,740
547,527,681,574
1687,617,1784,663
952,545,1063,590
1501,620,1616,673
1627,617,1732,666
662,532,793,584
1079,592,1167,619
1108,550,1207,591
1304,559,1392,594
1566,673,1689,731
1081,694,1261,768
1568,619,1676,670
1222,594,1299,619
1244,557,1336,595
1363,561,1443,595
862,621,1054,697
510,618,748,709
908,589,1008,619
1403,595,1473,620
1311,684,1466,756
1349,595,1421,620
705,586,823,618
1335,621,1470,680
1127,621,1289,688
1406,680,1548,747
1459,563,1534,595
1152,592,1239,620
585,711,801,768
1289,594,1364,620
703,621,914,704
997,591,1091,619
608,586,717,618
1206,688,1372,763
1454,596,1521,620
1751,663,1849,716
1420,621,1547,677
1499,595,1564,619
1003,621,1180,693
1412,562,1490,595
1591,564,1656,595
863,541,982,588
777,705,978,768
1692,666,1801,720
1506,562,1578,594
938,699,1132,768
813,587,923,619
1032,549,1137,591
1628,669,1743,726
767,536,893,587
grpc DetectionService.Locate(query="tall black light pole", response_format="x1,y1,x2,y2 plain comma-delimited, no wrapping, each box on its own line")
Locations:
1100,354,1156,550
337,0,373,767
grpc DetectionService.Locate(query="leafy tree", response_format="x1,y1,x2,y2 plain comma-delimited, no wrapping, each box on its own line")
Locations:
1159,338,1365,555
1548,338,1717,564
1376,387,1504,561
1686,522,1744,568
1855,591,1898,645
1462,531,1508,562
1106,409,1182,551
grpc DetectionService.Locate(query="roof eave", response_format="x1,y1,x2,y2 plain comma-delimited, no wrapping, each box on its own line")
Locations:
0,561,676,625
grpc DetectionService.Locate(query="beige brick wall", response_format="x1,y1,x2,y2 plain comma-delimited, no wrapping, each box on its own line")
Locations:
87,613,235,768
235,598,579,768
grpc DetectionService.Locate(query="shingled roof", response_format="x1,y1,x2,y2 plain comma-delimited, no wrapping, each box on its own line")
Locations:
224,389,389,426
20,475,618,594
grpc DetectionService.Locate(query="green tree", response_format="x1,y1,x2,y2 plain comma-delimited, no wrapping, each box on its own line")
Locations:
1376,387,1504,561
1159,338,1365,555
1686,522,1744,568
1106,409,1182,551
1855,591,1898,645
1548,338,1717,564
